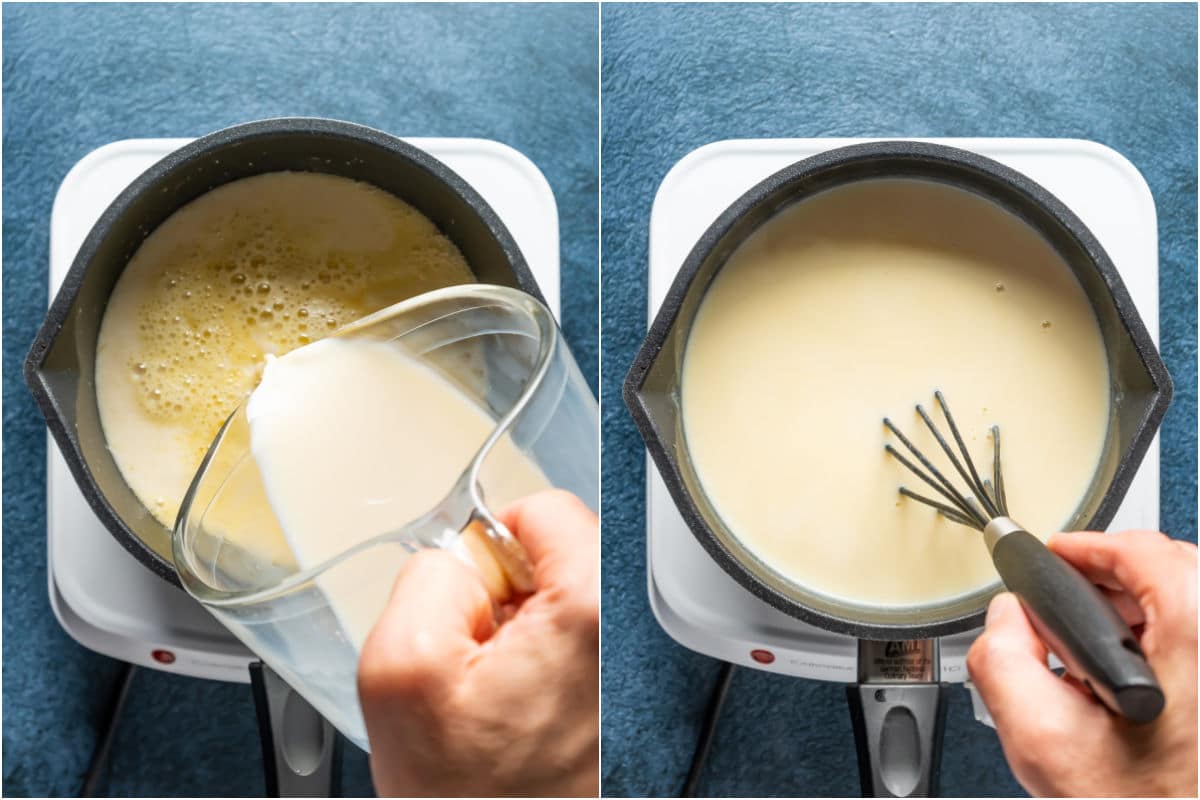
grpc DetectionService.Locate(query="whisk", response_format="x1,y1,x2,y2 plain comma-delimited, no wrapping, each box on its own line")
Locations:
884,391,1164,724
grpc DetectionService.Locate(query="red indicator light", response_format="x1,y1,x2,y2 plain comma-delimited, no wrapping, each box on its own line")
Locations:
151,649,176,664
750,649,775,664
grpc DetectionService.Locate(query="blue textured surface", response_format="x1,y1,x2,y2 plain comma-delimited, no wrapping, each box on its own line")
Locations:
2,3,597,796
600,4,1196,797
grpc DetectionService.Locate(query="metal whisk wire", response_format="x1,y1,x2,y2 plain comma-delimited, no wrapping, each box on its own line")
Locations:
883,391,1008,531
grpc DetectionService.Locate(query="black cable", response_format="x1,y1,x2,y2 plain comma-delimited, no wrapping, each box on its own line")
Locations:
680,661,735,798
80,662,137,797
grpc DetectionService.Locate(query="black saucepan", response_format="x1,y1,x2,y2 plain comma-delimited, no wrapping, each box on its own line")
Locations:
623,140,1172,641
25,117,546,588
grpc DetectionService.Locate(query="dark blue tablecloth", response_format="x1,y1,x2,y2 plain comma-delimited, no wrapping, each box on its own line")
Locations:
600,3,1196,797
2,4,597,796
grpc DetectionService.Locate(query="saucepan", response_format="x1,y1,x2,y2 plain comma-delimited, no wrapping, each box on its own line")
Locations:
25,117,546,585
623,141,1172,796
24,117,551,794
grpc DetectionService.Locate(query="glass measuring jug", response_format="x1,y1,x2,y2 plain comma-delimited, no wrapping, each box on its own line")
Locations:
172,284,598,751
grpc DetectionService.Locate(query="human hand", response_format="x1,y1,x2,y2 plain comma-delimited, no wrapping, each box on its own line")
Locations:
967,530,1197,797
358,489,599,798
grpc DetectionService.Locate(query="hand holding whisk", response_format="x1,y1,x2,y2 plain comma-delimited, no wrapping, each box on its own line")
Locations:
884,391,1164,723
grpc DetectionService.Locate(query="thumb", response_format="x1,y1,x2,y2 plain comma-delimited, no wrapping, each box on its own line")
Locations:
359,550,496,702
499,489,599,597
968,592,1099,732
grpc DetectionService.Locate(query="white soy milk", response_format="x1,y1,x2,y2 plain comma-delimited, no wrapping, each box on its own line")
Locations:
245,337,550,647
681,179,1110,608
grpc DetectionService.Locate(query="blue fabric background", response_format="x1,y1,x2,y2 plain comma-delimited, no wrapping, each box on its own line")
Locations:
600,3,1197,797
2,3,597,796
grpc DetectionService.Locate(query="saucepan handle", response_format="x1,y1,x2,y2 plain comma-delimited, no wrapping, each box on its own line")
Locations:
846,682,949,797
249,662,341,797
989,528,1164,723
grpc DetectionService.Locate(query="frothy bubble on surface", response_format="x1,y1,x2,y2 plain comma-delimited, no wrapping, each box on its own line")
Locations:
97,171,475,526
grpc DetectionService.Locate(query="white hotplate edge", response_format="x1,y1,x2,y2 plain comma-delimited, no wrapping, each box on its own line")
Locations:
47,136,561,682
645,137,1161,687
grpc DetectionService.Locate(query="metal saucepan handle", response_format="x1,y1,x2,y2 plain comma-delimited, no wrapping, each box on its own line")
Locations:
847,683,950,797
849,640,948,798
987,521,1164,723
249,662,340,797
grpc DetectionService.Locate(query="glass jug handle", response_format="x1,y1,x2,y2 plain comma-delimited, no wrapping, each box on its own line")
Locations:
458,515,537,601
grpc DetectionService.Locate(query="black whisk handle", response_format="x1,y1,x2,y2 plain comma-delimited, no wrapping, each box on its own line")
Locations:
989,526,1164,724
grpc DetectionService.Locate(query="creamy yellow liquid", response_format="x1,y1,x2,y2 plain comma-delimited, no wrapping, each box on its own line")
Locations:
681,179,1110,608
245,337,549,646
95,172,473,528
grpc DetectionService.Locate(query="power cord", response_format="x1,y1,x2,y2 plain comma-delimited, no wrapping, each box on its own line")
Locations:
679,661,735,797
80,662,137,797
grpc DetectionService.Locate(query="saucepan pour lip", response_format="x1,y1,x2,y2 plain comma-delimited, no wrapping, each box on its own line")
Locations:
24,116,544,588
624,139,1173,641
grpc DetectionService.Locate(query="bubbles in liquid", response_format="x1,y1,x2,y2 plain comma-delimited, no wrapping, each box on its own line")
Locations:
117,172,474,470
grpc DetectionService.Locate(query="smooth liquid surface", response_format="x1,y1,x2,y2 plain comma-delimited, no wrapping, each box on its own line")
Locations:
245,337,550,647
95,172,473,529
681,179,1110,608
